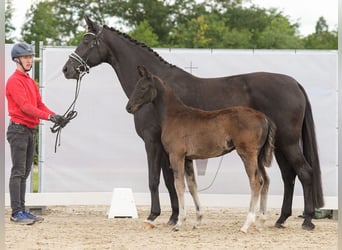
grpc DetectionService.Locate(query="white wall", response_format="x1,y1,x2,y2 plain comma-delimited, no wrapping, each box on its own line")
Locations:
5,46,337,199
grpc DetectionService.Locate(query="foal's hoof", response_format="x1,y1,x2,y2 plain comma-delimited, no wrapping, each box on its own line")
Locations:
143,220,155,230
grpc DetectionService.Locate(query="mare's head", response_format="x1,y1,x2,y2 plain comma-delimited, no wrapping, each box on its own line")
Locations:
63,16,108,79
126,66,158,114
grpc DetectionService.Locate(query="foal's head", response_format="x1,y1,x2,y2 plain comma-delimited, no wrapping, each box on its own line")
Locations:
126,66,159,114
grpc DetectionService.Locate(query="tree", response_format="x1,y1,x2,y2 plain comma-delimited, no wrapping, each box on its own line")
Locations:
170,12,253,48
52,0,107,44
303,17,337,49
128,20,159,47
20,0,108,46
21,1,59,45
18,0,336,49
315,16,329,33
104,0,195,46
5,0,15,43
170,15,211,48
256,15,303,49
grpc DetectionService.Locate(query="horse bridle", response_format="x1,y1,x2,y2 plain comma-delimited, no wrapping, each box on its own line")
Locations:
69,52,90,78
68,27,104,78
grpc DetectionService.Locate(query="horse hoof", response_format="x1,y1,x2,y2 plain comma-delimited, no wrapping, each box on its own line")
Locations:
167,219,177,226
302,222,315,231
239,229,247,234
274,222,286,229
172,226,180,232
143,221,155,230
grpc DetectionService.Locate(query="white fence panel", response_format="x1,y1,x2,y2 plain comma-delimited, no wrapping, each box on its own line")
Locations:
35,48,337,199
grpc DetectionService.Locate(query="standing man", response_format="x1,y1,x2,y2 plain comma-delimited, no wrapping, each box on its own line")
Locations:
6,42,65,225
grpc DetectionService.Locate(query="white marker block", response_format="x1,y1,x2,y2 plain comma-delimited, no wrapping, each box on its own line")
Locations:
108,188,138,218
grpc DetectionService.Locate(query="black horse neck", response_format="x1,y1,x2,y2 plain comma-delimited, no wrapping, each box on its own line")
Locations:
103,26,181,96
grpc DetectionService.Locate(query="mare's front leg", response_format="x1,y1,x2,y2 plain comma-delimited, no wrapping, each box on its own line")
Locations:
185,159,203,229
144,140,179,226
135,109,178,227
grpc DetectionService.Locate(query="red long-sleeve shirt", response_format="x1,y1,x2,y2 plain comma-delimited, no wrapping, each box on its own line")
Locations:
6,69,55,128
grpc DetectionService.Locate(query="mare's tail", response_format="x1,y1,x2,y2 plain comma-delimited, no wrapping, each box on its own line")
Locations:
298,84,324,208
258,117,276,168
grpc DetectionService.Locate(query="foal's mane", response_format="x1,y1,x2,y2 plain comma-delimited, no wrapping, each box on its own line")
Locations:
103,25,175,68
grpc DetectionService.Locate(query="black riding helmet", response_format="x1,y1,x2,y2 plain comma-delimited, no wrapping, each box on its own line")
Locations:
11,42,35,72
11,42,34,60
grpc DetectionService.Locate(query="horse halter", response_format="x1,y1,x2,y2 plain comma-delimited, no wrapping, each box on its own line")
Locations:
68,28,103,78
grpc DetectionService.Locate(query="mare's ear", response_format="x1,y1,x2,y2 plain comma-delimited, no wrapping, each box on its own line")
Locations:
137,65,148,77
85,15,100,33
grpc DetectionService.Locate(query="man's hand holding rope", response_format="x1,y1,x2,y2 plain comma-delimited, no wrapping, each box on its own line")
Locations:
49,114,72,131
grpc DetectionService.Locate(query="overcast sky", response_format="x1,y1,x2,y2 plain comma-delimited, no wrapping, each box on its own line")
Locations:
10,0,338,38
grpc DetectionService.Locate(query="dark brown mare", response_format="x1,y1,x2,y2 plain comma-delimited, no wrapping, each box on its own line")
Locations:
126,66,276,233
62,16,324,230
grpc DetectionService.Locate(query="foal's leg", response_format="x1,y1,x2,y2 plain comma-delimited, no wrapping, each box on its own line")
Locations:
257,166,270,230
240,155,262,233
185,159,203,229
169,154,186,231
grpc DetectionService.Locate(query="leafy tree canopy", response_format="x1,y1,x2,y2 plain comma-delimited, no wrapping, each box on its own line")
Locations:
5,0,337,49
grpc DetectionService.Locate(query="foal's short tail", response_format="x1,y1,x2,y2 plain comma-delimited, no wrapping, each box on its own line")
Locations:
258,117,276,168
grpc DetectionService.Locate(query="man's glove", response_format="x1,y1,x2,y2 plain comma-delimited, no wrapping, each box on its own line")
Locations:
49,114,65,125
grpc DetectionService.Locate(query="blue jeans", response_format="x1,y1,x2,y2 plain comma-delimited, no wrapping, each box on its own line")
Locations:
7,123,36,215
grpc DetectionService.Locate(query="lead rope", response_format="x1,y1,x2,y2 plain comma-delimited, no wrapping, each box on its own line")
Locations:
50,72,84,152
197,156,224,192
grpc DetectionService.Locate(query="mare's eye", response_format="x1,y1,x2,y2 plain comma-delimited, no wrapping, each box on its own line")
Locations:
83,35,94,44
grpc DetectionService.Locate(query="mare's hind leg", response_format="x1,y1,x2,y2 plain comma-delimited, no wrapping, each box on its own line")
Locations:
185,159,203,229
161,150,179,225
274,150,296,228
275,145,316,230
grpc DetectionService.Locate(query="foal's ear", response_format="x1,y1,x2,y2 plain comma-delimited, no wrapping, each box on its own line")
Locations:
137,65,149,77
85,15,100,33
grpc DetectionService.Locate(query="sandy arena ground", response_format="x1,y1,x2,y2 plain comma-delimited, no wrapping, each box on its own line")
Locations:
5,205,337,250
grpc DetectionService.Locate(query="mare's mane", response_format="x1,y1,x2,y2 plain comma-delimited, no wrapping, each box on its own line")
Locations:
103,25,175,68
